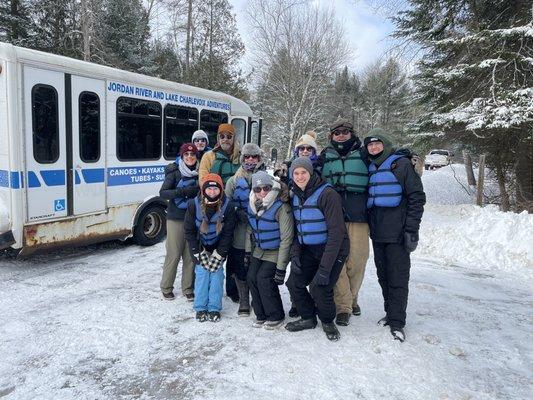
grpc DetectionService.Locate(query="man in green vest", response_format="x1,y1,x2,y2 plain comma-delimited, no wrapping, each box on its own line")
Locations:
320,118,370,327
199,123,241,185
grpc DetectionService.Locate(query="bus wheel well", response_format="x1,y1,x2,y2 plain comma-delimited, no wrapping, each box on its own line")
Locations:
132,199,167,246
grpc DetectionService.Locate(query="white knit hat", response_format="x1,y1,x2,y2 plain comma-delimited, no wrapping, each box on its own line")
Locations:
192,129,208,142
294,130,318,151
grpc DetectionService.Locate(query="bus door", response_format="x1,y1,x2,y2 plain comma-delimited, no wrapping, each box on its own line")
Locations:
71,76,106,215
23,67,68,222
250,118,262,146
230,117,247,146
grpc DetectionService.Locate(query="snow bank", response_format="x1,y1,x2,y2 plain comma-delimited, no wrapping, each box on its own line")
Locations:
422,164,476,205
419,204,533,276
0,197,9,233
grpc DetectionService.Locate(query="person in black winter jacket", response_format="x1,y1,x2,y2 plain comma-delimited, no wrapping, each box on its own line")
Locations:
364,128,426,342
159,143,200,301
285,157,350,341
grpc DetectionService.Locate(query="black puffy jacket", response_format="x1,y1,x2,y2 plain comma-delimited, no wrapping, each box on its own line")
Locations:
159,162,199,220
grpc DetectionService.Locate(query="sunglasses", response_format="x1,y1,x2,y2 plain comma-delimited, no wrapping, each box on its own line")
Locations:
183,151,197,157
193,138,207,143
332,129,351,137
253,185,272,193
219,134,233,140
298,146,314,152
244,154,259,160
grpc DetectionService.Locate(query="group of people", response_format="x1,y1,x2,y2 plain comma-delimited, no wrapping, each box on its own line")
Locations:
159,118,425,342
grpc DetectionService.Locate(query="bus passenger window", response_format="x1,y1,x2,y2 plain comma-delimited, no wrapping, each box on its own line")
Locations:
200,110,228,148
231,119,246,146
116,97,162,160
164,105,199,160
32,84,59,164
79,92,100,162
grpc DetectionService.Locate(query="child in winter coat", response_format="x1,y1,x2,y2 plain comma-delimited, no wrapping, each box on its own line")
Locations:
246,171,293,329
184,173,236,322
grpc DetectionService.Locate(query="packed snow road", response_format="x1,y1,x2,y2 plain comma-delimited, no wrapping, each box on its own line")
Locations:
0,208,531,400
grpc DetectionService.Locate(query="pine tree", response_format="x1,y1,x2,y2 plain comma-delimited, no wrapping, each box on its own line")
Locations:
0,0,34,47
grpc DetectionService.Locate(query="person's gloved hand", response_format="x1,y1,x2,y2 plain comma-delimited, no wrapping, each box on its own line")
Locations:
404,231,419,253
183,185,199,198
273,269,286,285
312,266,330,286
200,250,211,270
208,249,225,272
243,252,251,269
290,256,302,275
191,252,201,265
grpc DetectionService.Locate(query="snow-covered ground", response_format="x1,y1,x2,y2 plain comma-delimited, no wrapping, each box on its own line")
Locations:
0,165,532,400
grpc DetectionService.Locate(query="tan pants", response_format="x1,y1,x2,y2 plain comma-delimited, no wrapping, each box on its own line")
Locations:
160,219,194,295
334,222,369,314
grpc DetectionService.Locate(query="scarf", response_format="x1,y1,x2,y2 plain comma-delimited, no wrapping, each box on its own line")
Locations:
248,178,281,217
177,157,199,178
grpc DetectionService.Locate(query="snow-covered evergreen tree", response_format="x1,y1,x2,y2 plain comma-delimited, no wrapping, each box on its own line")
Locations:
0,0,34,47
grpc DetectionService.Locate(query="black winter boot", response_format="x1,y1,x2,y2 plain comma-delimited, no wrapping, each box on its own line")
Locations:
390,326,405,342
335,313,350,326
235,278,250,316
208,311,221,322
288,305,299,318
377,315,389,327
285,318,317,332
322,322,340,341
352,304,361,316
196,311,208,322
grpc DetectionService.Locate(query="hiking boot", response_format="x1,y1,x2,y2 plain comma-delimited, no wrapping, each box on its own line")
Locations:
335,313,350,326
322,322,340,341
252,319,266,328
390,326,405,342
352,304,361,316
162,292,175,301
288,306,299,318
185,293,194,302
264,319,285,330
196,310,208,322
208,311,221,322
377,315,389,327
285,318,317,332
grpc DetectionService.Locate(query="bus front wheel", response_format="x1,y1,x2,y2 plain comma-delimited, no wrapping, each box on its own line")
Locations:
133,205,166,246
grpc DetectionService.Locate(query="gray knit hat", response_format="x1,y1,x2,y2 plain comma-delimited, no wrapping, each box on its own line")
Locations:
240,143,263,164
192,129,208,142
290,157,314,177
251,171,274,189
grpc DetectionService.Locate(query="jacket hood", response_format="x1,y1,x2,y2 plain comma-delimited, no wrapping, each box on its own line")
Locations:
364,128,396,166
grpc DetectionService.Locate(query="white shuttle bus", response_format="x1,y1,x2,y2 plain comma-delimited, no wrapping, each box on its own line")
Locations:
0,43,261,256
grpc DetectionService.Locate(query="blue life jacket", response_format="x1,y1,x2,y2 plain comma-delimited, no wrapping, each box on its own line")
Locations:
233,176,250,210
292,183,330,245
194,197,230,246
247,200,283,250
367,154,404,208
174,176,198,209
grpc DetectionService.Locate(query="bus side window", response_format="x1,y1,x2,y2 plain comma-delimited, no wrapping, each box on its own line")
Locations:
164,105,199,160
231,118,246,146
200,110,228,148
79,91,100,163
116,97,162,161
251,121,260,145
32,84,59,164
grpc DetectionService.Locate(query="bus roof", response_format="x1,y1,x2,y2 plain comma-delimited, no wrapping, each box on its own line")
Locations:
0,42,253,117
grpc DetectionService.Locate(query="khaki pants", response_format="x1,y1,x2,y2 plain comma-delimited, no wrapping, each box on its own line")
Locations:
334,222,369,314
160,219,194,295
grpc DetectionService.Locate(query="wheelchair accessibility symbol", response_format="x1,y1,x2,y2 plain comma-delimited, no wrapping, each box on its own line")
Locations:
54,199,66,212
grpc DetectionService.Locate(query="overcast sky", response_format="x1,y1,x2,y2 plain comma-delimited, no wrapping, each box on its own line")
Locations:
228,0,397,72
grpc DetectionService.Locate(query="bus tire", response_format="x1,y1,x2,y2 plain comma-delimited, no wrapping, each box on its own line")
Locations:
133,204,166,246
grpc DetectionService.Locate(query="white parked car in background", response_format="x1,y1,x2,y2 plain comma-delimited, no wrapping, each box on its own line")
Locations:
424,149,452,170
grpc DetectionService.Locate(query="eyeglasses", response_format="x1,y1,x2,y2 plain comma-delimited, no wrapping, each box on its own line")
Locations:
183,152,196,157
332,129,351,137
298,146,314,152
244,154,259,160
253,185,272,193
193,138,207,143
219,134,233,140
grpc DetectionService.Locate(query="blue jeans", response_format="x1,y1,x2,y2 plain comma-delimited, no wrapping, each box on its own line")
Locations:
193,265,224,312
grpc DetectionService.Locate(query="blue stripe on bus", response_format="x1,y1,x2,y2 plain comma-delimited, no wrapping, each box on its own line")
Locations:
75,170,81,185
10,172,22,189
28,171,41,188
40,170,65,186
0,170,8,188
82,168,105,184
107,165,165,186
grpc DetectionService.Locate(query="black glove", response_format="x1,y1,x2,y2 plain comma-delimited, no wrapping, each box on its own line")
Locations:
312,265,330,286
190,249,200,265
236,209,248,224
404,231,419,253
290,256,302,274
182,185,199,198
273,269,286,285
243,252,251,269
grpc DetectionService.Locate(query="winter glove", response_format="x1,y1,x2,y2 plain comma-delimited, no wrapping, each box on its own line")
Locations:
182,185,199,198
312,266,331,286
290,256,302,275
404,231,419,253
273,269,286,285
243,252,251,270
191,252,201,265
199,250,211,270
236,209,249,224
207,249,225,272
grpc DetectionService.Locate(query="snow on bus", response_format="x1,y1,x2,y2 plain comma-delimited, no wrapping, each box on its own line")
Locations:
0,43,261,255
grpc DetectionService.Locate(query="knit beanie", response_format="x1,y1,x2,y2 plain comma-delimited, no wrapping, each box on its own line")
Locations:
294,130,318,152
364,128,396,166
179,142,199,158
251,171,274,189
201,173,223,193
217,123,235,135
330,118,354,133
191,129,208,142
290,157,314,177
240,143,263,165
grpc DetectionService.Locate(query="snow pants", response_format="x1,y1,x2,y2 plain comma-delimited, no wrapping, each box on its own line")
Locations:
286,249,345,324
247,257,285,321
226,246,246,297
193,265,224,312
372,241,411,329
160,219,194,296
334,222,369,314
